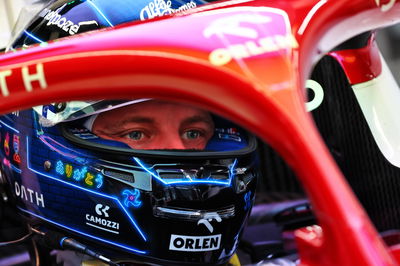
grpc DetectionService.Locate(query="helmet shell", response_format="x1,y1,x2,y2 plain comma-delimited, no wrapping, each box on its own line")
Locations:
10,0,207,50
1,108,258,264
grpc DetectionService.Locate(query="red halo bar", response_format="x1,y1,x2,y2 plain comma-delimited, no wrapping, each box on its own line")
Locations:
0,0,399,265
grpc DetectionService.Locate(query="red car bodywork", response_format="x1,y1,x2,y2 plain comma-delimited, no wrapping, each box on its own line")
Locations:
0,0,399,265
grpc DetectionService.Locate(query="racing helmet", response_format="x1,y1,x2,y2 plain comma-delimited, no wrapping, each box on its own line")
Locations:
1,99,259,265
1,0,259,264
7,0,210,51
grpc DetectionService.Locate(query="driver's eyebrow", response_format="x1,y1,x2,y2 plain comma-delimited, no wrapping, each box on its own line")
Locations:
180,115,214,127
109,117,155,131
120,117,155,125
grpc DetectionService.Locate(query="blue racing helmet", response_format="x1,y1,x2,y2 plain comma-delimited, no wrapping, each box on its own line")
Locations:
8,0,209,50
2,0,260,264
1,99,259,264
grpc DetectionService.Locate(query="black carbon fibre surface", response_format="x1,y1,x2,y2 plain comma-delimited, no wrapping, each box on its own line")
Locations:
256,54,400,233
310,55,400,232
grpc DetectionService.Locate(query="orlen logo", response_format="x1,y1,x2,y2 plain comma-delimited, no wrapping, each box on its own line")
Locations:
203,14,272,39
375,0,395,12
204,8,298,66
169,234,221,251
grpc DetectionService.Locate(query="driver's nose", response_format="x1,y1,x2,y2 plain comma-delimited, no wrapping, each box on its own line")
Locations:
157,134,186,150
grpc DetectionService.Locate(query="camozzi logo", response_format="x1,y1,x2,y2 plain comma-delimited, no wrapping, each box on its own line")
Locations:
139,0,197,20
95,203,110,217
85,203,120,234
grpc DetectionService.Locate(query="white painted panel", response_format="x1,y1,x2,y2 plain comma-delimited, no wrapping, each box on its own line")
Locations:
0,0,45,49
352,53,400,167
0,0,12,48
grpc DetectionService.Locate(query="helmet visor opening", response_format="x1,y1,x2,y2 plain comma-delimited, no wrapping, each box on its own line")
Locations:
55,99,257,159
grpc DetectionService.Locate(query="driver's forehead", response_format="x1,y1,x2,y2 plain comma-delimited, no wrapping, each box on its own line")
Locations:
104,101,211,121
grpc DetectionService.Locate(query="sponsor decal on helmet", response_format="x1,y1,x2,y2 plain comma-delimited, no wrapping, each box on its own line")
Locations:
122,189,142,208
55,160,104,188
218,133,241,142
13,135,21,163
244,191,251,211
169,234,221,251
41,4,81,35
197,212,222,233
95,203,110,217
216,127,242,142
4,132,10,156
85,203,120,234
14,182,45,208
140,0,198,20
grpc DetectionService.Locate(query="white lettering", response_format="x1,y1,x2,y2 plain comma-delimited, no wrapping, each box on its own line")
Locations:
95,203,110,217
209,49,231,66
140,6,152,20
20,185,27,201
245,41,265,55
42,4,80,35
258,37,278,52
229,44,250,59
57,17,67,27
62,21,73,31
139,0,197,20
48,13,61,26
38,8,51,18
22,63,47,92
85,214,120,231
15,181,20,196
204,14,271,39
44,10,54,21
209,34,298,66
36,192,45,208
0,70,12,97
27,188,34,202
14,182,45,208
69,24,80,35
306,79,324,112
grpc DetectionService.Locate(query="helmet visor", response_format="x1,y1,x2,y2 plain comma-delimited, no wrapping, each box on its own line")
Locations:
48,99,257,158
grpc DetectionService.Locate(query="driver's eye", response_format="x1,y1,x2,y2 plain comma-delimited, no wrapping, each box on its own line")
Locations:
127,131,143,140
184,130,201,139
